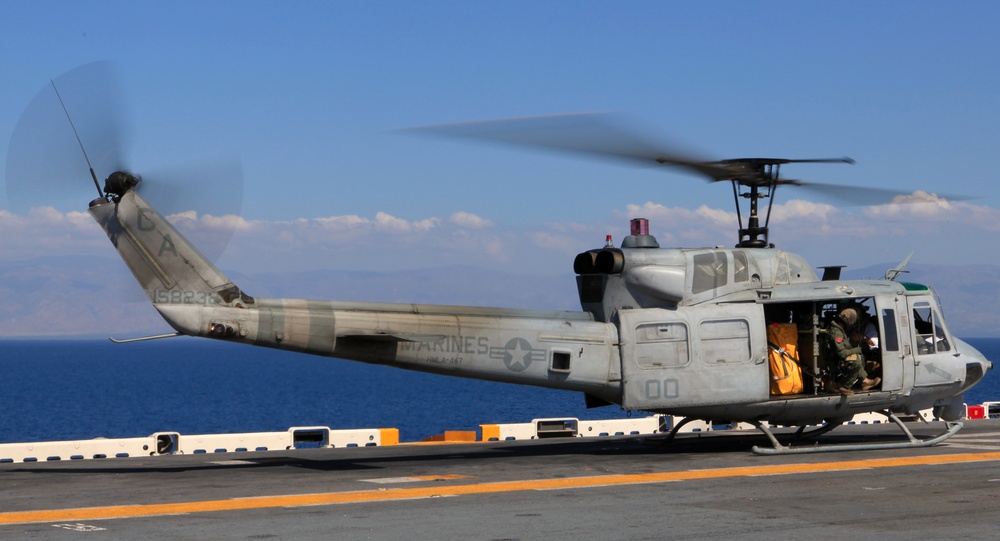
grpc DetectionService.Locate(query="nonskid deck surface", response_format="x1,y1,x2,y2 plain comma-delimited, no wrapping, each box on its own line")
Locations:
3,420,1000,540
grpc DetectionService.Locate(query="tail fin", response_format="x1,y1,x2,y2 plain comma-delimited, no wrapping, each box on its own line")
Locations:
89,190,251,308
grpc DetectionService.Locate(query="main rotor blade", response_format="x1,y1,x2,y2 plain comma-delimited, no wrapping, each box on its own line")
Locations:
405,112,736,181
781,180,971,207
721,157,856,166
406,113,959,206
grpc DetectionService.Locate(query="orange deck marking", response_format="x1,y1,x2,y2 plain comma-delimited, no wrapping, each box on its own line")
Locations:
3,451,999,525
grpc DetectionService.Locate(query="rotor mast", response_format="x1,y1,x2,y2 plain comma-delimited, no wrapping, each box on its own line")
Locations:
730,162,780,249
717,157,853,249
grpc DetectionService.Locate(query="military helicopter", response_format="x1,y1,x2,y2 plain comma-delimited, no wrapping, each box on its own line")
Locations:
10,69,992,455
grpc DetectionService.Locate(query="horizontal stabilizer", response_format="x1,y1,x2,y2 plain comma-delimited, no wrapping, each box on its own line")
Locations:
109,332,184,344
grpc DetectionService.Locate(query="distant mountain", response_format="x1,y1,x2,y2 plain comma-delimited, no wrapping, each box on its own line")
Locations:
0,256,166,338
1,256,997,338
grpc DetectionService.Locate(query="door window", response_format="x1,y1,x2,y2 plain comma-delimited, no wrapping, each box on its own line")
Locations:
700,319,751,365
634,322,689,368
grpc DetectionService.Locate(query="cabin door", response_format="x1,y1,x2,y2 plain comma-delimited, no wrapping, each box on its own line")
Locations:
875,295,909,392
619,305,769,410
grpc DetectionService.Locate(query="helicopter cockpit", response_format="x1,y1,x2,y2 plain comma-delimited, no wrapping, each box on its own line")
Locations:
912,296,951,355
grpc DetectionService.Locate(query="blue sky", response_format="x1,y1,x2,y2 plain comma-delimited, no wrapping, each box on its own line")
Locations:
2,2,1000,276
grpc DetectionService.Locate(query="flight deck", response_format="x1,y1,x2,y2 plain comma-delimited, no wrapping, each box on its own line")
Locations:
3,417,1000,540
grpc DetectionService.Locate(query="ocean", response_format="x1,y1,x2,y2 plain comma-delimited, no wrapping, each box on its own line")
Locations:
2,337,998,444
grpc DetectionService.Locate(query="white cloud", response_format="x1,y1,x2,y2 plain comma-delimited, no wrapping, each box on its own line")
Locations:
611,201,735,246
693,204,737,226
450,211,493,229
374,211,412,232
66,210,96,228
618,202,736,230
5,192,1000,275
374,211,440,233
312,214,371,230
203,214,252,231
769,200,838,222
411,217,441,232
0,207,108,260
0,209,27,229
862,192,1000,232
166,211,253,232
165,210,198,222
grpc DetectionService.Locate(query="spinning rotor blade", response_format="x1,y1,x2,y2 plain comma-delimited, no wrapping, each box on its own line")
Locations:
5,62,243,262
407,113,864,186
6,61,130,212
137,153,244,261
138,153,244,219
405,112,736,181
777,180,970,207
407,112,970,206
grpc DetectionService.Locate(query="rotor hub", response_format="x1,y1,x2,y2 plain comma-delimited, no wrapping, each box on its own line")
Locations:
103,171,140,201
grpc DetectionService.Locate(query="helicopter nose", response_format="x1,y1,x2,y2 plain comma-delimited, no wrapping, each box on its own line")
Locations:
954,338,992,392
932,340,991,422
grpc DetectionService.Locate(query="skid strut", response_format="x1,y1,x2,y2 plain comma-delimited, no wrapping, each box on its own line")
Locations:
751,411,963,455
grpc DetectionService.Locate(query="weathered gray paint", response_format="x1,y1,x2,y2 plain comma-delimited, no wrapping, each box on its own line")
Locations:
89,189,992,425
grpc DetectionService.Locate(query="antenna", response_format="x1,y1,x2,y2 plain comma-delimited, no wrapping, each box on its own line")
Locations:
885,251,915,281
51,79,103,198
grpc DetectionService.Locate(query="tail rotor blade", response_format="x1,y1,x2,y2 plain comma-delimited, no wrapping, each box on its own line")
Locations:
138,152,244,262
6,61,130,212
7,62,244,263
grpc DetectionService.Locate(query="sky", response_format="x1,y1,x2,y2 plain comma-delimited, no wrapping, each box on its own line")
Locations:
2,2,1000,278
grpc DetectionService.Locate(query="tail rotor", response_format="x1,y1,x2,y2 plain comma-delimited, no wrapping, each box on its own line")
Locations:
6,61,243,262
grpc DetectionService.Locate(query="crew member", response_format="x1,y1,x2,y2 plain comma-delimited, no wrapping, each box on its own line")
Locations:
826,307,880,395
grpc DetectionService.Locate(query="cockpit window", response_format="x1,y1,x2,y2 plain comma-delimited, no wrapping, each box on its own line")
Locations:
912,301,951,354
733,251,749,283
692,252,728,294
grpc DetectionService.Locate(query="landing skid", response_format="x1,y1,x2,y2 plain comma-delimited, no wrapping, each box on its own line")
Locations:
655,415,841,445
750,411,963,455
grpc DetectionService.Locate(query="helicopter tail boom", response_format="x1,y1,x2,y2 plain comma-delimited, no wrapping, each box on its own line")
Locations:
88,188,623,401
88,190,253,318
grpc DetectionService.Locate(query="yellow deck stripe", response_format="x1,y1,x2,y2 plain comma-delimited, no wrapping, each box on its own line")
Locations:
3,451,999,525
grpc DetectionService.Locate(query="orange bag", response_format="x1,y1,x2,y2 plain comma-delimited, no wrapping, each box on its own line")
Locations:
768,323,803,395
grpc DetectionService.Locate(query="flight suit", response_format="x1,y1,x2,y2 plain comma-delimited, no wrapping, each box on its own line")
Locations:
826,322,866,388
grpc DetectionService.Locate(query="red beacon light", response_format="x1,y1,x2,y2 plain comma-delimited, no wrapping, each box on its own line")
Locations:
623,217,659,249
630,218,649,236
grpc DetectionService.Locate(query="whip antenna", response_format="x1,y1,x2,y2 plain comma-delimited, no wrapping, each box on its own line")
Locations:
50,79,103,198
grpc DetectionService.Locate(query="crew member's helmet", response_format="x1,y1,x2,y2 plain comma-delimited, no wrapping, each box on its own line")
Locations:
838,307,859,329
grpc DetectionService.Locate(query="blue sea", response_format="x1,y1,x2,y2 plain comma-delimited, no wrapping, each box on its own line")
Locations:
2,338,999,444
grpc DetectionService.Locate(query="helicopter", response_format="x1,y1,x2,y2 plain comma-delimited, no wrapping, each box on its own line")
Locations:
10,69,992,455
